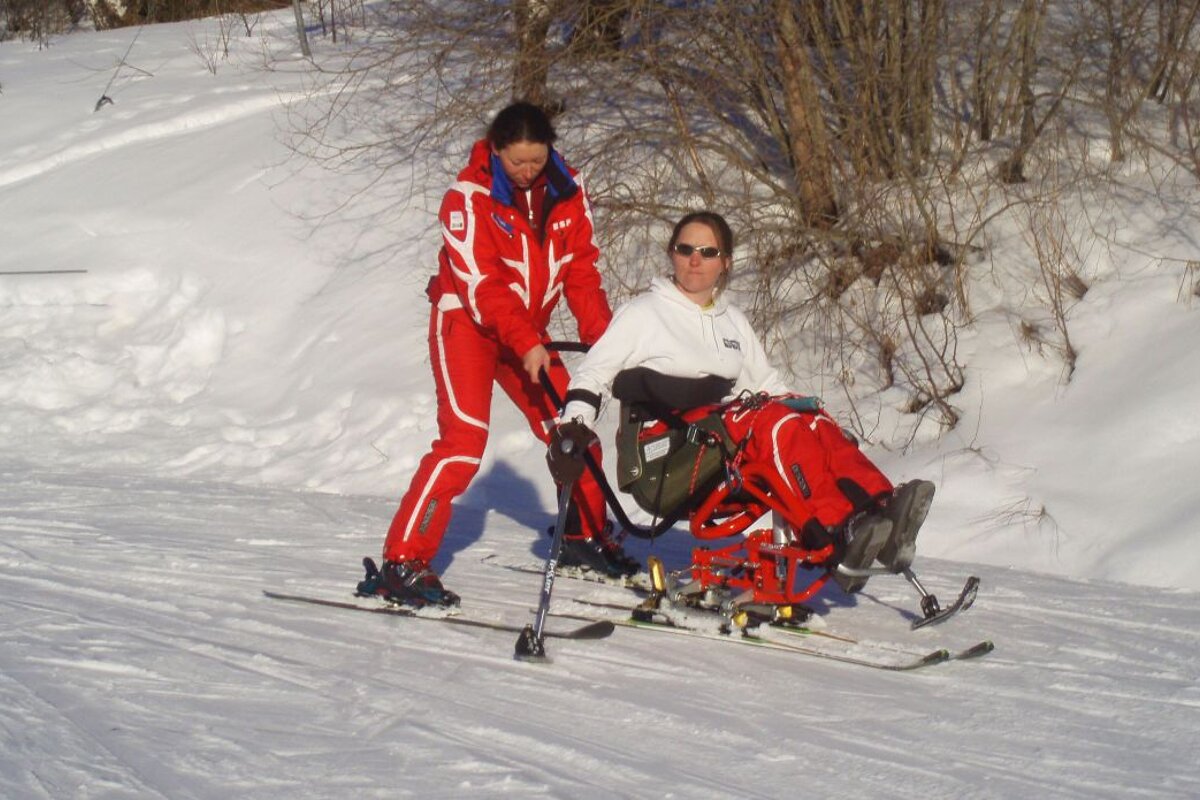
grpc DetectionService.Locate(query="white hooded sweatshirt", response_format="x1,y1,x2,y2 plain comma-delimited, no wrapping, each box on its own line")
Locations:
561,276,791,425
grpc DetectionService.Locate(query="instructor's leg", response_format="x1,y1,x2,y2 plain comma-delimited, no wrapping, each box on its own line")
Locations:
383,310,496,565
495,351,608,539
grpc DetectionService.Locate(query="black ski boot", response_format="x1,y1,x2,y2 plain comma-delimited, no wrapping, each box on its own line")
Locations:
556,523,640,579
832,513,893,593
355,557,461,609
598,527,641,578
876,480,936,573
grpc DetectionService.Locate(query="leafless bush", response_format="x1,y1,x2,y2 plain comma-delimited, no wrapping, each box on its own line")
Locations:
87,0,288,29
1022,199,1089,380
1147,0,1200,102
280,0,1200,436
309,0,369,45
2,0,85,45
1117,1,1200,179
1184,259,1200,300
974,496,1061,552
279,0,983,430
236,10,262,37
187,13,237,73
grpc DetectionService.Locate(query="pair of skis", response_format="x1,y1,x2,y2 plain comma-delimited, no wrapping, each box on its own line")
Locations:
263,588,990,672
263,590,615,642
550,591,993,670
264,569,992,672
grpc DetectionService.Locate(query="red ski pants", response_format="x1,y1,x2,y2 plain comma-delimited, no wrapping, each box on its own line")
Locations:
383,307,608,564
721,400,893,529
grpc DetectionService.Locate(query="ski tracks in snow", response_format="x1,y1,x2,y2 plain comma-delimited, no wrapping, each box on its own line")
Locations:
0,89,298,191
1,468,1198,798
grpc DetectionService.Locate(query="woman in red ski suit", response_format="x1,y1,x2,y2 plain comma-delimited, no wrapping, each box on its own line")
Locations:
361,102,630,607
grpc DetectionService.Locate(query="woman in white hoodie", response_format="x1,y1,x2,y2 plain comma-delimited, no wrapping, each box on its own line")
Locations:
550,211,935,591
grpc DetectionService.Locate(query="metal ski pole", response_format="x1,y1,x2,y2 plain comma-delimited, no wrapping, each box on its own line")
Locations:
514,441,579,662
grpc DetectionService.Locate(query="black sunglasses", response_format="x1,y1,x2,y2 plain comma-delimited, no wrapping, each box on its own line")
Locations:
671,243,723,259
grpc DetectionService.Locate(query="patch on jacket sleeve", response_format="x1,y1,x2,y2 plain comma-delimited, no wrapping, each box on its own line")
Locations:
491,211,514,237
448,210,465,232
722,338,741,351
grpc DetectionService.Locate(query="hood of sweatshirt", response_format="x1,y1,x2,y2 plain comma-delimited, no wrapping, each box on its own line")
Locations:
648,275,730,315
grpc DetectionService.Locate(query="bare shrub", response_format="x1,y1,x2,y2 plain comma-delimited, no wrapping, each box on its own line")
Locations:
1022,198,1090,380
279,0,1200,438
1188,260,1200,300
187,14,236,74
2,0,85,45
88,0,289,28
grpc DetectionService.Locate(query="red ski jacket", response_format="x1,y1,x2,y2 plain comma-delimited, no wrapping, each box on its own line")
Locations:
427,139,612,358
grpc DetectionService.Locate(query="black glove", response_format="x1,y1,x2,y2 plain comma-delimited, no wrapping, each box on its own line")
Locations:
547,420,596,484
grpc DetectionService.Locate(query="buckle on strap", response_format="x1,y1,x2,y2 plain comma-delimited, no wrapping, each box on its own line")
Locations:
685,422,722,448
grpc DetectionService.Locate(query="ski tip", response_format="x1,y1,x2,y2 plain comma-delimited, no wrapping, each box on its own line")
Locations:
921,648,952,665
958,640,995,659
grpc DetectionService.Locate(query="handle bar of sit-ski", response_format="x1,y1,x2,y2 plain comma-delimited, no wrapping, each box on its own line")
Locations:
539,341,683,541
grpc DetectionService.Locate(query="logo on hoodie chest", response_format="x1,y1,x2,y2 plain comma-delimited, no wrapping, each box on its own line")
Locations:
722,338,741,351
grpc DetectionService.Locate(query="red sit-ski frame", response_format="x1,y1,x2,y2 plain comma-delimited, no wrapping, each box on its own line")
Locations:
686,461,835,607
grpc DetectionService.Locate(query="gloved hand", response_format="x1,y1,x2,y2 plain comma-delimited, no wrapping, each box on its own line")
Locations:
547,420,597,484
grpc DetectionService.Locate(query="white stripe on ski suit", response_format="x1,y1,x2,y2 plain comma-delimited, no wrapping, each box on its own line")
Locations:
443,181,490,326
771,412,804,495
769,412,842,494
399,455,482,543
499,234,531,307
397,306,490,543
541,173,592,311
434,306,488,432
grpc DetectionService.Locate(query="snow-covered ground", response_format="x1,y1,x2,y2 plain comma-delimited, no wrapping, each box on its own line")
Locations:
3,466,1198,799
1,13,1198,799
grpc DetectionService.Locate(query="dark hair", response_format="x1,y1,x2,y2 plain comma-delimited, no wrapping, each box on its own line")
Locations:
486,101,557,149
668,211,735,257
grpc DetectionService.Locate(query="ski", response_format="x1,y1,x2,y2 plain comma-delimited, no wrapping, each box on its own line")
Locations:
912,575,981,630
549,608,953,671
769,621,995,662
951,639,996,660
568,593,993,658
263,591,615,641
481,553,653,591
591,613,954,671
568,596,857,644
562,598,994,667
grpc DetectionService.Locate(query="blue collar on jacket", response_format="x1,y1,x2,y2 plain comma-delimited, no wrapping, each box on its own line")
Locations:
488,147,578,209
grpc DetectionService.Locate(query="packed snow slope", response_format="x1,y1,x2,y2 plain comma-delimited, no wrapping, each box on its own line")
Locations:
2,467,1198,799
1,13,1198,799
